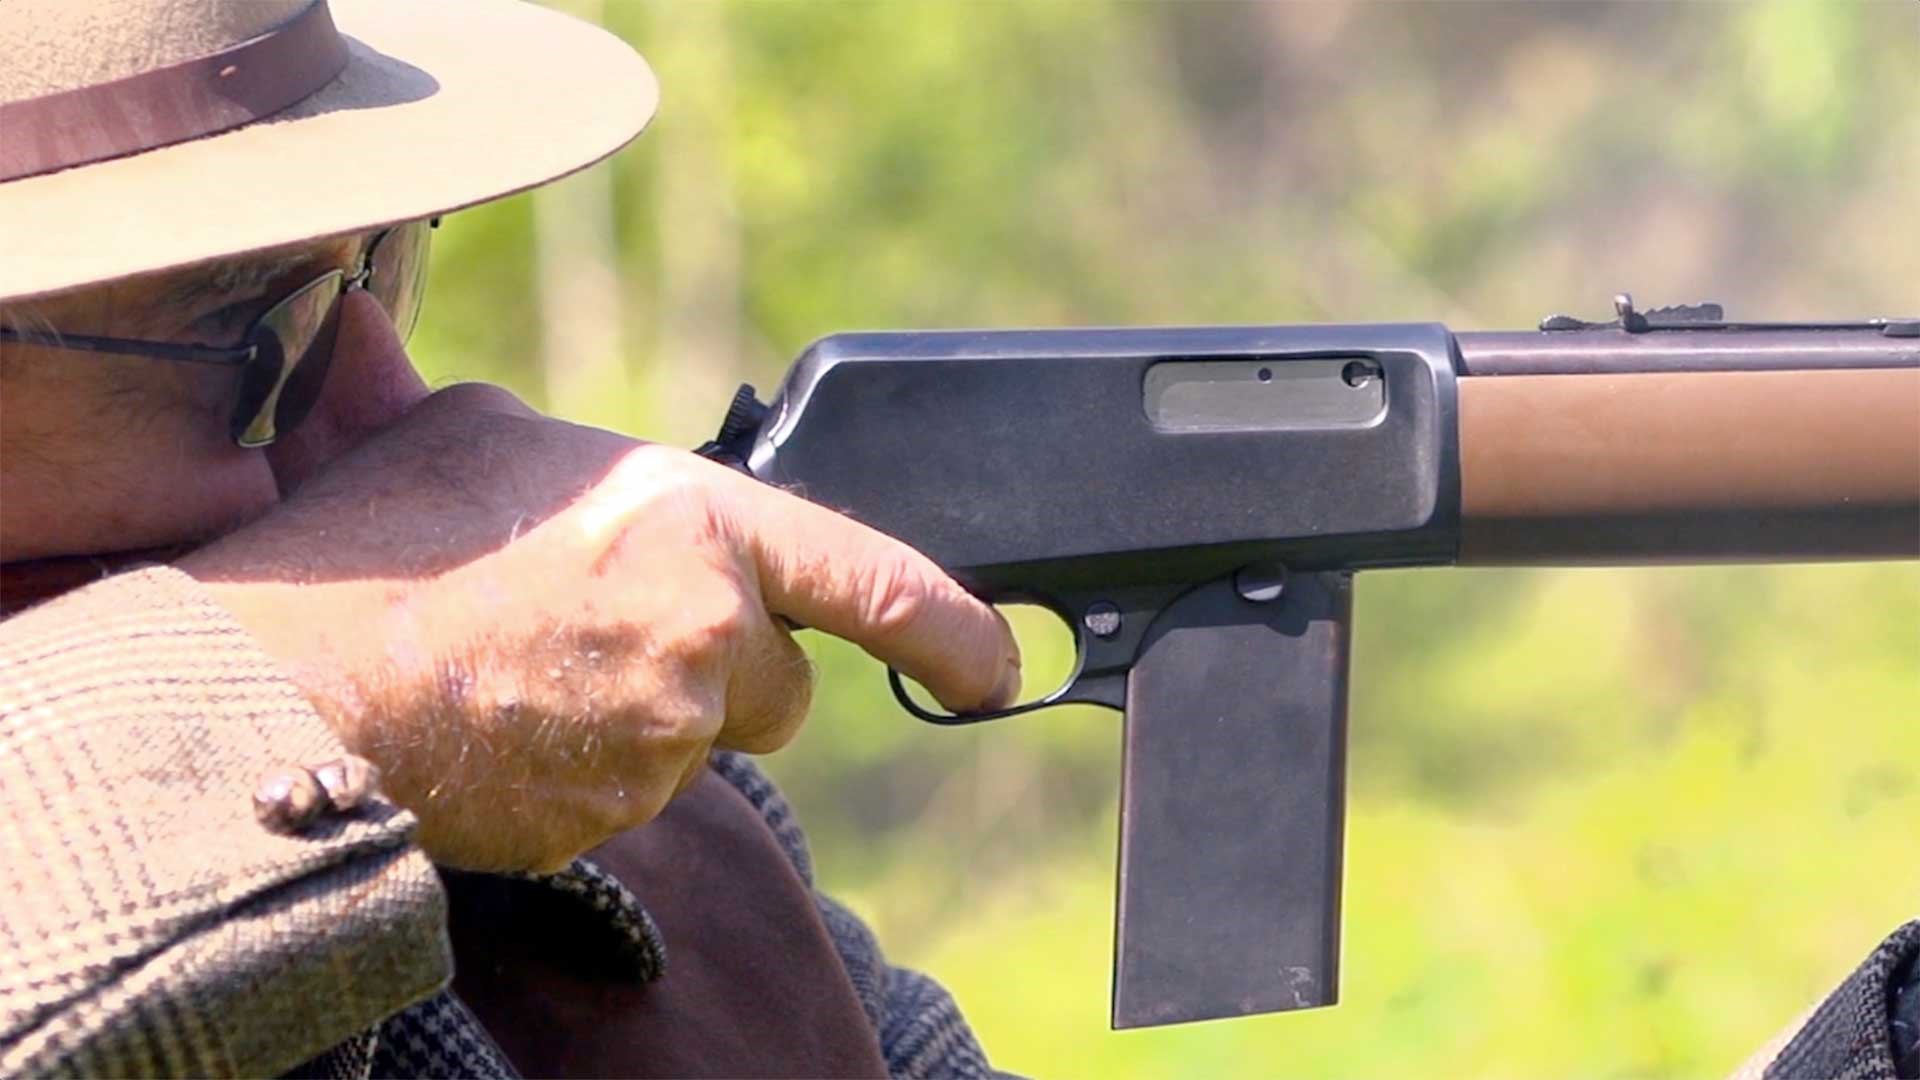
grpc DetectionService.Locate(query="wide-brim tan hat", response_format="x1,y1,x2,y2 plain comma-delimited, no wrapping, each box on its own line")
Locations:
0,0,657,302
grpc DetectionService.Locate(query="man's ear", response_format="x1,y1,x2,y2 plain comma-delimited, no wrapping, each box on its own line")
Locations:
265,289,432,494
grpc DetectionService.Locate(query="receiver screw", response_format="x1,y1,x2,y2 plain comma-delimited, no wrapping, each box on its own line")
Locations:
1234,563,1288,604
1083,601,1122,639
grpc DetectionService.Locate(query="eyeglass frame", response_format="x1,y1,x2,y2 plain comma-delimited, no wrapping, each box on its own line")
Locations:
0,217,437,447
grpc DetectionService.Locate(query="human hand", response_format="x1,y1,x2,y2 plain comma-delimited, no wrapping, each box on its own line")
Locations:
182,384,1019,872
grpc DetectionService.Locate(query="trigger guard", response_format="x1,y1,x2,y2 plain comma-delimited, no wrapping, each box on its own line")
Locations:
886,657,1126,726
887,666,1066,725
886,583,1183,725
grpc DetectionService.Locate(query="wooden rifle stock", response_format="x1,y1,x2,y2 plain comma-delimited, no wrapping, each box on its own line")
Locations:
1454,322,1920,564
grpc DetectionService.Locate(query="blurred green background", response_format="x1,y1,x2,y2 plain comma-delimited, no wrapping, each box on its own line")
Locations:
408,2,1919,1075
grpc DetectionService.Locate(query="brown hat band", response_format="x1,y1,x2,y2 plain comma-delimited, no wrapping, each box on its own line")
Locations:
0,0,349,184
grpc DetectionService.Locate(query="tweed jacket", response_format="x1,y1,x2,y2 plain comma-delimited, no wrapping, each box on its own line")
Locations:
0,567,998,1078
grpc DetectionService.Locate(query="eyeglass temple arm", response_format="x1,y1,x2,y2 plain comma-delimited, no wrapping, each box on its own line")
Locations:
0,217,439,367
0,326,253,366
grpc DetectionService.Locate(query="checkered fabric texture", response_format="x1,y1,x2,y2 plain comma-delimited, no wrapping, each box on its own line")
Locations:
0,568,450,1079
502,857,666,983
1765,920,1920,1080
1897,944,1920,1079
369,991,516,1079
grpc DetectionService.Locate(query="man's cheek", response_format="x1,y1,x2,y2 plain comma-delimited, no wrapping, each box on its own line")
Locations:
0,436,278,560
141,444,284,545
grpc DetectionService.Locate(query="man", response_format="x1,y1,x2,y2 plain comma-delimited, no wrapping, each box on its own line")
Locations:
4,4,1912,1080
0,1,1019,1076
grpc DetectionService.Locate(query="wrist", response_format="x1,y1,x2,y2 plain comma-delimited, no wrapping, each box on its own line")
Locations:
183,570,412,751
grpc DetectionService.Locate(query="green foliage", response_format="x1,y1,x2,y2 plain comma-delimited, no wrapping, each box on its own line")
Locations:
410,2,1919,1074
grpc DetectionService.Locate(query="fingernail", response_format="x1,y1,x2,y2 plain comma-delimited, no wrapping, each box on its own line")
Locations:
987,657,1022,710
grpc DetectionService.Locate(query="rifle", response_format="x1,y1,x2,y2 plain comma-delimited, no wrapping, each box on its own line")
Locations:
698,294,1920,1030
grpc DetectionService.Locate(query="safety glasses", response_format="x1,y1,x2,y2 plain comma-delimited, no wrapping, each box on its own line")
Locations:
0,217,435,447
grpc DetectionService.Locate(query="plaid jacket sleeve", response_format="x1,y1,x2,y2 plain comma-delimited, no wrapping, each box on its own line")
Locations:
0,567,451,1079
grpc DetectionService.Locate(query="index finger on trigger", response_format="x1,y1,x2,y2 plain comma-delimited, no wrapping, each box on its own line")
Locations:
727,476,1021,713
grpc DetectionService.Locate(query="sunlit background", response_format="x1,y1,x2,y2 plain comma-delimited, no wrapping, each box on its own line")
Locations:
407,2,1920,1076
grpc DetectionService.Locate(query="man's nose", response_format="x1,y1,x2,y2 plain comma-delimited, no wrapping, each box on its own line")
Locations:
265,288,433,494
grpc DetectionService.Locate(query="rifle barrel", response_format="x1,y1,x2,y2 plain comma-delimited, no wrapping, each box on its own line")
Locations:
1455,326,1920,376
1454,332,1920,563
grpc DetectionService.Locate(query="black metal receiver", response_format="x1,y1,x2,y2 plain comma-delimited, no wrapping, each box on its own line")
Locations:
697,297,1920,1031
705,322,1458,1030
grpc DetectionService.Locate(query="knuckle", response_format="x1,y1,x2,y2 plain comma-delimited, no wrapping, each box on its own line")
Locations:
633,681,727,748
778,644,817,723
583,786,649,838
787,653,817,718
555,748,706,849
584,449,743,562
620,751,707,828
751,719,801,754
674,582,757,665
858,557,934,639
608,447,723,519
726,652,814,754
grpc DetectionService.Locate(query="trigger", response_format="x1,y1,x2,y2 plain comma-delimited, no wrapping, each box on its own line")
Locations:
887,663,1126,726
888,584,1183,725
888,666,1037,725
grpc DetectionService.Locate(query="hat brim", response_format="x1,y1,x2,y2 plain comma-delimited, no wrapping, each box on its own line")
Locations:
0,0,657,302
